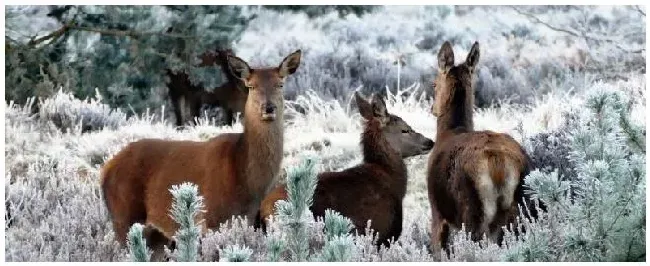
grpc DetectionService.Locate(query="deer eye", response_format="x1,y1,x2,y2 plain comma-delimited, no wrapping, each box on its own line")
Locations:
401,129,410,134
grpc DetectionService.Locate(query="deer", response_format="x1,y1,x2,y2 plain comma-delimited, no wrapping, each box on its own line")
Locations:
426,41,537,259
256,92,434,247
101,50,302,260
166,49,248,127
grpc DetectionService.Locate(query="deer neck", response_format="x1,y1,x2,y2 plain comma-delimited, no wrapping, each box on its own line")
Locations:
436,83,474,141
361,119,407,198
239,112,284,204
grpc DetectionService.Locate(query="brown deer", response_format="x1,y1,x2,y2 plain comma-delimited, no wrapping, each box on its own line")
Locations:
166,49,248,127
426,41,534,258
101,50,302,259
257,92,434,247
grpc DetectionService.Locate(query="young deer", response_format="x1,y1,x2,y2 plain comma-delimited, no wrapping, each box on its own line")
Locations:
101,50,302,259
426,41,533,258
199,49,248,126
167,49,248,127
257,92,434,247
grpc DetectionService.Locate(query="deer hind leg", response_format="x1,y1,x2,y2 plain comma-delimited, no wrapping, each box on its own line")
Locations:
108,194,147,245
430,200,450,260
489,160,521,245
103,172,147,245
143,223,174,261
471,160,498,243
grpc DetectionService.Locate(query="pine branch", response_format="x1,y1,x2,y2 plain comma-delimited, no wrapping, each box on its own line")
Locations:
67,25,196,40
26,24,70,47
509,6,645,54
22,22,197,49
634,5,645,17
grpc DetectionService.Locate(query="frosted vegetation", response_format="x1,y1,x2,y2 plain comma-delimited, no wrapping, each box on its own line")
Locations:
4,5,646,262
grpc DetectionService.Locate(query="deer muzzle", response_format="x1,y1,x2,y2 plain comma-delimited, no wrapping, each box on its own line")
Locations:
261,103,277,121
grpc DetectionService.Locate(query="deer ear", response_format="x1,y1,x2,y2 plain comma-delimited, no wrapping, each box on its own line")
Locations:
370,94,388,118
437,41,454,73
227,55,251,81
278,49,302,77
355,91,373,120
465,41,480,71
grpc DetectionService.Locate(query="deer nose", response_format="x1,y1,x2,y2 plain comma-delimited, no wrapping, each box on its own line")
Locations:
424,139,434,150
261,103,276,115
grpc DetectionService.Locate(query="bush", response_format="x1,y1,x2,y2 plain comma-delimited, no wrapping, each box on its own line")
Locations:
38,89,126,133
507,84,645,261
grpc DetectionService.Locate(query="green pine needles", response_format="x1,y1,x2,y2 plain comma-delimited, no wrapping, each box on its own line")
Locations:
127,223,150,262
319,209,356,261
168,182,205,262
275,157,318,261
510,84,646,262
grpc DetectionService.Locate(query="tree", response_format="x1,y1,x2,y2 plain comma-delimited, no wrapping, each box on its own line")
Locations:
505,85,646,262
5,6,253,115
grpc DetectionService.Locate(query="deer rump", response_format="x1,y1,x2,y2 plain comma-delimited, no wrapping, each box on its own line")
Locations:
428,130,530,243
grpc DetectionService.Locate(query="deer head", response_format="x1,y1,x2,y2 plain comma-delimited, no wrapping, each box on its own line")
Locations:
227,50,302,122
356,92,434,157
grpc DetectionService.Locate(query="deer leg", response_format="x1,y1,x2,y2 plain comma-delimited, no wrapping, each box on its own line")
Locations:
143,224,173,262
224,109,235,126
430,200,449,261
189,97,202,126
170,94,183,127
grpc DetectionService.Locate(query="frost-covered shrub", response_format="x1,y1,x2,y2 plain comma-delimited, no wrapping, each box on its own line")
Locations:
237,6,644,108
4,160,127,261
275,157,318,261
524,112,580,182
219,244,253,262
38,89,126,133
200,216,267,262
459,84,645,262
127,223,151,262
168,183,204,262
318,210,356,261
5,69,644,261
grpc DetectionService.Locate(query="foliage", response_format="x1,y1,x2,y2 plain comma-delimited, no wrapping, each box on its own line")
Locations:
261,5,376,18
38,89,126,133
274,157,318,261
319,210,356,261
4,5,645,261
219,244,254,262
5,6,252,115
168,182,204,262
127,223,150,262
505,84,646,262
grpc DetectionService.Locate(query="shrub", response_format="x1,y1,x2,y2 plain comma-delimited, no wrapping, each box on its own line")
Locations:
127,223,150,262
505,84,646,261
168,183,204,262
38,89,126,133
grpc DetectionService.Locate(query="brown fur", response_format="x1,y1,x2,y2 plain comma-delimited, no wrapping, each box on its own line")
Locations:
256,92,434,247
426,41,533,258
102,50,302,260
166,49,248,127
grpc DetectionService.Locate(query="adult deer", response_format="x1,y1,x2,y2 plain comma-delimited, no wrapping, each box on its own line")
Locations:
101,50,302,259
166,49,248,127
426,41,534,258
257,92,434,247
